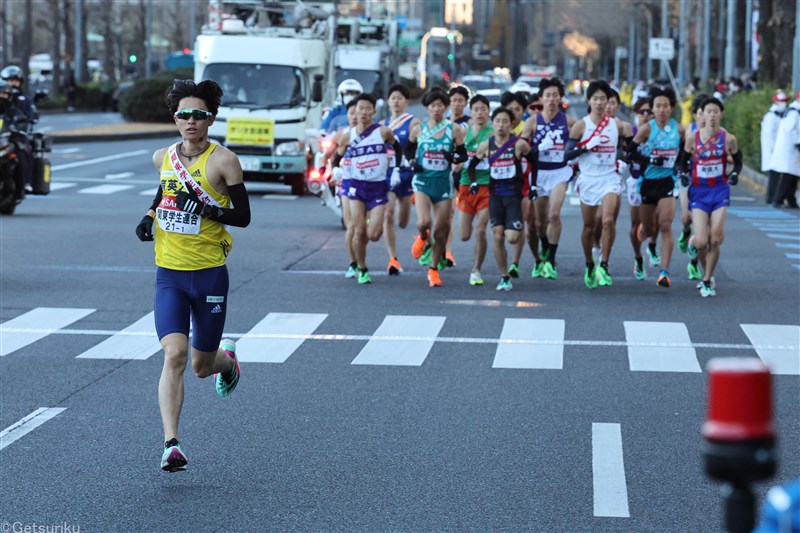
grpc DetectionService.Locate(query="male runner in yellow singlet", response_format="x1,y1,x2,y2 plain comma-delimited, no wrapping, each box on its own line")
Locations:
135,79,251,472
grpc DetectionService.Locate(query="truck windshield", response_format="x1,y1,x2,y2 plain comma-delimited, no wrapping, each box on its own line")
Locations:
336,69,381,97
204,64,305,109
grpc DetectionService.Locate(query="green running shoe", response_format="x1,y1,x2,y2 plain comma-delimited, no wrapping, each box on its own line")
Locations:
531,262,545,278
686,236,698,260
469,271,484,286
215,340,240,398
345,265,358,279
584,266,598,289
161,438,187,472
437,253,448,271
677,231,690,254
508,262,520,278
357,270,372,284
542,261,558,279
496,277,513,291
687,261,702,280
596,264,613,286
700,282,716,298
419,245,433,266
634,260,646,280
646,245,661,267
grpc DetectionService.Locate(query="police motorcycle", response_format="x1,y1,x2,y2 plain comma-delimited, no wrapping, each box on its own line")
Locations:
304,79,364,227
0,68,52,215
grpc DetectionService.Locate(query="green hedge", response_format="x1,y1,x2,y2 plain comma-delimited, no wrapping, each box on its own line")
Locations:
721,86,781,171
119,68,194,123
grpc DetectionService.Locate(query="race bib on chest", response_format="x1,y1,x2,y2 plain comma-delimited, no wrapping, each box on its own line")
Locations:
697,161,723,178
156,196,201,234
422,151,448,171
651,148,677,167
491,159,516,180
539,144,565,163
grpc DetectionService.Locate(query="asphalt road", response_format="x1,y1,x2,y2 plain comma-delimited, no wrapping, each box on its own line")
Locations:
0,132,798,533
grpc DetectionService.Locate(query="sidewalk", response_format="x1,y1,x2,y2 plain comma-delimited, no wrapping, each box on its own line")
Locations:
49,122,177,143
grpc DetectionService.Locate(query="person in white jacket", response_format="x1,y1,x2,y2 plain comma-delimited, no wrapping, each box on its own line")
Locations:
760,92,788,203
771,90,800,208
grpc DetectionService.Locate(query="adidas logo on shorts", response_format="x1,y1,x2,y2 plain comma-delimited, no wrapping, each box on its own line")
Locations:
211,304,222,314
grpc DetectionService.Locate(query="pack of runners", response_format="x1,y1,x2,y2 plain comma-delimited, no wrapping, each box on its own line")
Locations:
323,78,742,298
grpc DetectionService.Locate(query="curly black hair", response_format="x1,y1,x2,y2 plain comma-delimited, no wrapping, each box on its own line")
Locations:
165,79,223,116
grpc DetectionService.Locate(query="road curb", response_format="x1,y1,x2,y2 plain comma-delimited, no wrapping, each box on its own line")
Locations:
742,164,767,195
50,131,178,144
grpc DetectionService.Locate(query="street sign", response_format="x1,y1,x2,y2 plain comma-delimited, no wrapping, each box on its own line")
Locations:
649,38,675,60
615,46,628,59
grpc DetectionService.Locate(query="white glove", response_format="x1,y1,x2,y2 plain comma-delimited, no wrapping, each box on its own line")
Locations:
390,167,401,188
616,160,630,179
584,135,602,150
538,132,555,152
331,167,343,184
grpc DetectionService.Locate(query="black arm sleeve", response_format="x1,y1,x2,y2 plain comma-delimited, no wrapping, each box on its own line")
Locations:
675,145,690,173
148,186,162,213
451,144,468,165
624,141,650,167
210,183,251,227
403,140,418,163
392,140,402,168
527,151,539,189
524,144,538,163
564,138,586,161
467,155,482,182
331,151,343,168
731,150,743,174
617,136,632,160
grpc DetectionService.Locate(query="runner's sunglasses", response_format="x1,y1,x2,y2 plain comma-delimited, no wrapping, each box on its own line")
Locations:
174,108,213,121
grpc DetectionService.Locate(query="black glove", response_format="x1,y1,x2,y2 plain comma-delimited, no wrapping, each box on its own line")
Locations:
728,171,738,186
442,151,454,164
135,215,154,241
795,143,800,153
469,181,479,195
649,156,666,166
680,172,690,187
528,187,538,201
175,189,215,218
413,161,424,173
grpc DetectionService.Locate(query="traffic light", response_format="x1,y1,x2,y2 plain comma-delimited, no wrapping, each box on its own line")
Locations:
183,48,190,54
128,54,137,63
446,32,454,42
447,53,454,61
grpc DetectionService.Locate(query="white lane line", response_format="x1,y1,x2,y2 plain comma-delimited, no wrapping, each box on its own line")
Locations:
139,188,160,196
787,253,800,260
261,195,298,201
493,318,565,369
351,315,446,366
592,423,630,518
624,321,701,372
49,182,77,191
1,408,67,451
767,233,800,240
105,171,135,180
776,242,800,249
53,147,81,154
731,196,756,202
1,308,95,356
740,324,800,375
51,149,149,171
236,313,328,363
76,312,161,360
78,184,134,195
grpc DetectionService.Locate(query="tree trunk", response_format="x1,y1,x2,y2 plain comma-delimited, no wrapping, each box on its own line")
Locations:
51,0,62,98
101,0,115,78
21,0,32,81
79,0,89,81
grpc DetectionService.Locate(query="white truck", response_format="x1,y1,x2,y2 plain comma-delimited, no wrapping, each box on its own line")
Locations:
194,0,338,195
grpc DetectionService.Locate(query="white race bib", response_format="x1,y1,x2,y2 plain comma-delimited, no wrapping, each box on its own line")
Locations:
156,195,201,234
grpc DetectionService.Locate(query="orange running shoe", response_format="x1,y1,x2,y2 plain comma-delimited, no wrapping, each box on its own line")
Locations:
427,268,442,287
445,251,456,267
387,257,403,275
411,230,429,259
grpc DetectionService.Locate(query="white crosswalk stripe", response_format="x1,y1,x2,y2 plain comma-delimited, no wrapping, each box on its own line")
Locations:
1,309,798,373
1,307,95,356
78,184,134,195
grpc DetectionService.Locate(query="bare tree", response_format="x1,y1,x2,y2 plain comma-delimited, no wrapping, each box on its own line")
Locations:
758,0,797,87
100,0,115,79
21,0,32,80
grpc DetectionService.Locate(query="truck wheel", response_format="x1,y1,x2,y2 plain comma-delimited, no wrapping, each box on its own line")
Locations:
289,174,307,197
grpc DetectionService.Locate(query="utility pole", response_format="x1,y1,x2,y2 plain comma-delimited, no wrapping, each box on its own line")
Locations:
794,0,800,90
646,7,653,82
724,0,735,78
701,0,710,86
678,0,688,86
628,20,635,83
189,0,197,50
144,0,152,77
744,0,752,73
75,0,83,82
660,0,668,79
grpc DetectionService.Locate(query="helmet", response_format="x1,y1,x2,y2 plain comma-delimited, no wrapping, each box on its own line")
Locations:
1,65,23,82
337,79,363,104
772,92,789,103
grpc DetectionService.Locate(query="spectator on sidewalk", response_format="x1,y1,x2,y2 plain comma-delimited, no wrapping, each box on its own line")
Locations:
64,69,77,112
761,91,789,204
771,90,800,209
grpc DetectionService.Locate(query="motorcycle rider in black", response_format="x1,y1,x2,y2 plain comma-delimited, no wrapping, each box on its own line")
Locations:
1,65,38,192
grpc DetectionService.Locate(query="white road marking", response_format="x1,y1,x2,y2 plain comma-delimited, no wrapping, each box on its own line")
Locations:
262,195,298,200
1,308,95,356
78,184,134,195
624,321,701,372
592,423,630,518
51,149,149,171
105,171,135,180
236,313,328,363
1,408,67,451
139,187,160,196
53,147,81,154
767,233,800,240
351,315,446,366
49,182,77,191
492,318,565,369
76,312,161,360
740,324,800,375
776,242,800,249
